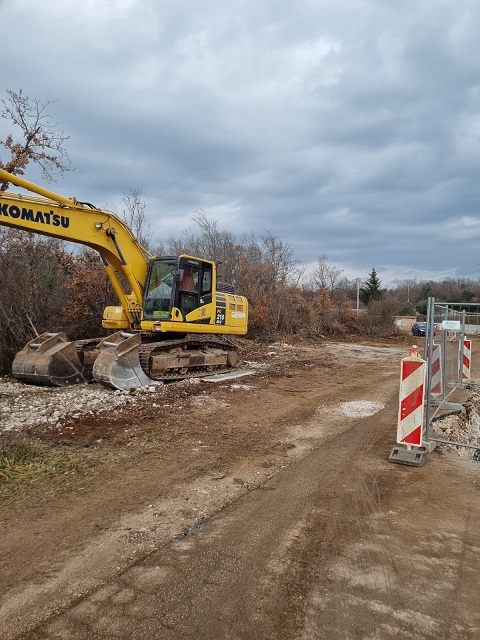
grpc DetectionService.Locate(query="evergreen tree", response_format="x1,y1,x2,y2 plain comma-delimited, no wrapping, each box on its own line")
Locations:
359,268,382,306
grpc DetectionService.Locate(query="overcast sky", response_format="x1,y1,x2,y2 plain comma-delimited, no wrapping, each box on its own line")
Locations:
1,0,480,287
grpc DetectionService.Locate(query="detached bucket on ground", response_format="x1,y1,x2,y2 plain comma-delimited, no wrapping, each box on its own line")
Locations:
12,332,92,386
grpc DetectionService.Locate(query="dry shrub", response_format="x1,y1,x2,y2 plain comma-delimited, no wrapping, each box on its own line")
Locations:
358,297,400,337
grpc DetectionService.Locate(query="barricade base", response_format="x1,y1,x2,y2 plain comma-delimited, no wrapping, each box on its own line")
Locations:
388,446,427,467
424,440,437,453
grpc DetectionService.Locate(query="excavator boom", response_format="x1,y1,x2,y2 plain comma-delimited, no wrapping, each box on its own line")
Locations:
0,169,151,324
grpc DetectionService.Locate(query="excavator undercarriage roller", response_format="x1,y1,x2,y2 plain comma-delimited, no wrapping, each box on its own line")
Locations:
12,332,93,387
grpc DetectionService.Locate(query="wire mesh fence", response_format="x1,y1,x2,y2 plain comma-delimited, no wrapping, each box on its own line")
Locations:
423,297,480,451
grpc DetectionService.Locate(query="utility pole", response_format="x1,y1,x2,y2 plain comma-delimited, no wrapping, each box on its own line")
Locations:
356,278,360,311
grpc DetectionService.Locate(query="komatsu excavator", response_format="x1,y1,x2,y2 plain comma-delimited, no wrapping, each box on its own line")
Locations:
0,168,248,391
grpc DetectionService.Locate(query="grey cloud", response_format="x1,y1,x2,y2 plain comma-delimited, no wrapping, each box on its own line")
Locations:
1,0,480,284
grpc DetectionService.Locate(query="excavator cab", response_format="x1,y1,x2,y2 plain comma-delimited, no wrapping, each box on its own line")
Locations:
143,257,177,320
143,256,213,323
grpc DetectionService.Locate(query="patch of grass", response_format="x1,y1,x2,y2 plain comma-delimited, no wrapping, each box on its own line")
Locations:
0,440,76,489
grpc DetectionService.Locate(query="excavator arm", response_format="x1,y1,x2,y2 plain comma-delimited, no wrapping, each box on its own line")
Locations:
0,168,151,329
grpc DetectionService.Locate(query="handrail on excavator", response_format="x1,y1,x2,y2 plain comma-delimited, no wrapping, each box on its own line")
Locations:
0,168,84,209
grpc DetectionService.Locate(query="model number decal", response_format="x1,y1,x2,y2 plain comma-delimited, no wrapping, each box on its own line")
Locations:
215,308,226,325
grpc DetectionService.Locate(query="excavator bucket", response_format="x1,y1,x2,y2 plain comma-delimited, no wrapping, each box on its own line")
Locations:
92,331,161,392
12,332,93,386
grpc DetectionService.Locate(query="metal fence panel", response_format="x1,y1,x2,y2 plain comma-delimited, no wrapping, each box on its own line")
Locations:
423,297,480,451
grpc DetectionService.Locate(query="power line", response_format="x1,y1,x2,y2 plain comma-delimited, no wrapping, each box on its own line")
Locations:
422,263,480,280
394,263,480,288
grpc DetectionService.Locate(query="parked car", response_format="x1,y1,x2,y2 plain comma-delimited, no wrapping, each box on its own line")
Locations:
412,322,436,337
412,322,427,336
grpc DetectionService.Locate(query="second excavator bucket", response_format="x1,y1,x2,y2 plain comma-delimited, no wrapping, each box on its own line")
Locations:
92,331,161,392
12,332,93,386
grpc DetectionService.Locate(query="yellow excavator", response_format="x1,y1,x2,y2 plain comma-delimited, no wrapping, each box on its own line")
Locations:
0,168,248,391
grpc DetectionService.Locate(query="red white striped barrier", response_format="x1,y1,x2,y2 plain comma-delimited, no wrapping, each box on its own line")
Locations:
459,338,472,381
397,347,426,447
429,344,442,394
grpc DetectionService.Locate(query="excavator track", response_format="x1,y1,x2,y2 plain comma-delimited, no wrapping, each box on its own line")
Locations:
75,338,103,368
91,332,239,391
138,335,238,382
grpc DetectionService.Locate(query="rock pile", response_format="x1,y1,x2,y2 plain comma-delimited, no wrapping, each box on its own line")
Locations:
431,386,480,460
0,379,139,433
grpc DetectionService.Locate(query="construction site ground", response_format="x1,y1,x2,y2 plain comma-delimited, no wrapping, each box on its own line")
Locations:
0,335,479,639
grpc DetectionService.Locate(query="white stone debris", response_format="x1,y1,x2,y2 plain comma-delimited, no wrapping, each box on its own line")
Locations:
0,378,138,433
431,387,480,458
337,400,385,418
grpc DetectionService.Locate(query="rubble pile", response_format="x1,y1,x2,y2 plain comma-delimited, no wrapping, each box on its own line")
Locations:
431,386,480,459
0,378,141,433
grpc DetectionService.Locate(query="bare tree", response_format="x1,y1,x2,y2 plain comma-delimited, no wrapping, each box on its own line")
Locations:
0,89,72,190
172,211,239,283
188,212,237,262
0,90,74,369
260,231,297,288
311,254,345,291
121,188,154,251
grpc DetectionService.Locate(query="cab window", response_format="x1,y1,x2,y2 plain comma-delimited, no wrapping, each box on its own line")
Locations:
144,259,176,319
201,266,212,295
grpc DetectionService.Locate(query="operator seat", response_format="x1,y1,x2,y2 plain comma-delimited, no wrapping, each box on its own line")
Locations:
179,267,197,316
180,268,196,291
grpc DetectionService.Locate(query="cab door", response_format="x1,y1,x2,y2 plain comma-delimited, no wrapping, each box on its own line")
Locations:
175,258,200,318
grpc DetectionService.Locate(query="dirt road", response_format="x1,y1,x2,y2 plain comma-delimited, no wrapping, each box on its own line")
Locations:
0,337,479,639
